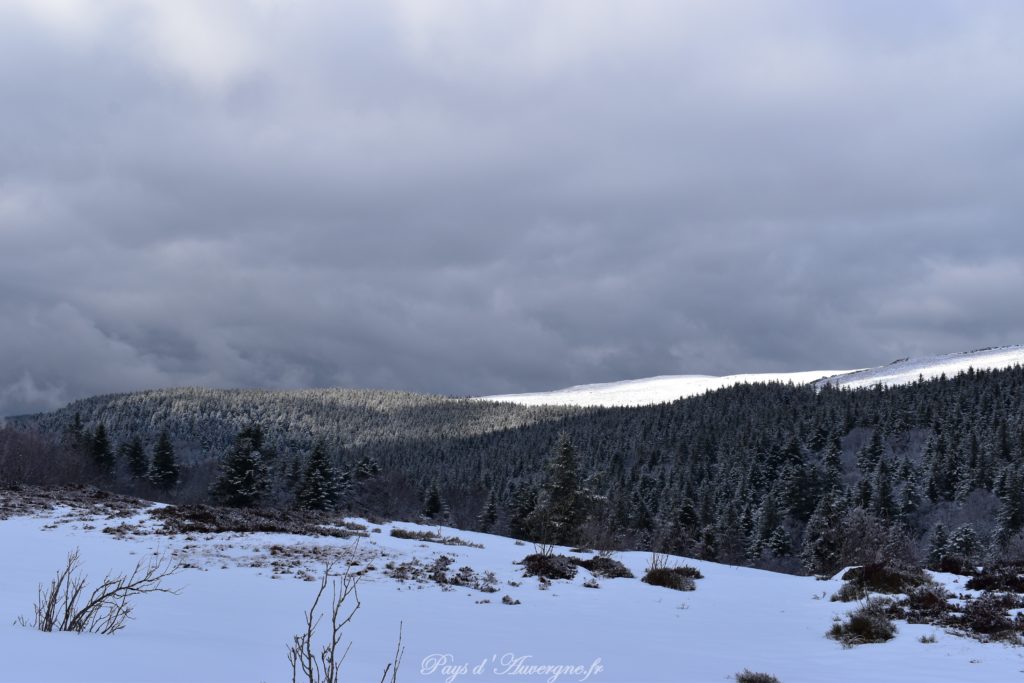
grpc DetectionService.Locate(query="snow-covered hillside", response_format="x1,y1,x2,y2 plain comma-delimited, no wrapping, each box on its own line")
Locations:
815,345,1024,391
480,371,850,408
2,493,1021,683
480,345,1024,408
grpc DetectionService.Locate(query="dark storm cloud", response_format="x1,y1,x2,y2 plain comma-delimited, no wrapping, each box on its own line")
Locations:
2,0,1024,415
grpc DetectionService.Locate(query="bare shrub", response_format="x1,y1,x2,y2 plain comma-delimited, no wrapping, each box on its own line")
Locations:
18,548,181,634
389,528,482,548
641,554,702,591
827,598,897,647
571,555,634,579
519,554,578,580
839,563,927,595
642,568,696,592
288,559,404,683
735,670,781,683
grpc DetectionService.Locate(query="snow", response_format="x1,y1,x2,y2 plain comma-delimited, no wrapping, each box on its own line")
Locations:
479,371,851,408
479,345,1024,408
3,504,1024,683
815,345,1024,391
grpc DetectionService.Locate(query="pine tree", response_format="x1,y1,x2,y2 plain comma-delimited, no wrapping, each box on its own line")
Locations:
801,492,846,574
870,459,896,519
508,485,538,540
538,435,588,545
856,430,884,474
422,482,443,519
927,523,948,568
994,467,1023,546
822,440,843,491
91,424,114,474
123,436,149,479
477,489,498,532
148,430,179,491
297,443,341,511
211,426,270,508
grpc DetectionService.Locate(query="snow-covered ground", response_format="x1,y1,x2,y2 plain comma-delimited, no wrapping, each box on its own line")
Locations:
815,345,1024,391
480,345,1024,408
2,499,1023,683
479,371,851,408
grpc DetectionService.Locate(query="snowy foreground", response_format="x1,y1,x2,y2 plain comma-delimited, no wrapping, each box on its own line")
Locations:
3,501,1024,683
480,345,1024,408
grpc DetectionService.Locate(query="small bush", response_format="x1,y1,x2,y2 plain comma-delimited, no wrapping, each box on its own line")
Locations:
571,556,634,579
389,528,483,548
919,634,937,643
903,583,952,618
966,566,1024,593
735,671,781,683
520,554,578,580
642,568,696,592
958,593,1021,639
830,582,866,603
840,563,927,595
827,598,897,647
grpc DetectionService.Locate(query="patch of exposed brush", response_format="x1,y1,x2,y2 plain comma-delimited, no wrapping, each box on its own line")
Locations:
735,671,781,683
0,484,145,522
151,504,367,538
827,598,898,647
954,592,1024,643
570,555,634,579
966,565,1024,593
519,553,578,581
389,527,483,548
384,554,497,593
641,554,702,592
642,568,697,591
834,563,928,598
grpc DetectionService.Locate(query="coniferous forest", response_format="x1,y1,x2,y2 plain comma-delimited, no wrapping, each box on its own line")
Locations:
5,365,1024,576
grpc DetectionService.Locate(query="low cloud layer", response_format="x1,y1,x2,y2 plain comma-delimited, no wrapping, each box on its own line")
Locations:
2,1,1024,415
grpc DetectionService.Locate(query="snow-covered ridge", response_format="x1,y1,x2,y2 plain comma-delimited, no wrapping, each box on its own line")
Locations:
480,345,1024,408
814,345,1024,391
480,370,852,408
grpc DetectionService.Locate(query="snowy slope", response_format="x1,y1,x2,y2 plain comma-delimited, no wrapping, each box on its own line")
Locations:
480,345,1024,408
2,499,1020,683
480,370,852,407
815,345,1024,391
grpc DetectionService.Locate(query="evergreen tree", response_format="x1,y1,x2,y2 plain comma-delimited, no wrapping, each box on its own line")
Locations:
856,430,884,474
477,489,499,532
508,485,538,540
801,492,846,574
422,482,443,518
870,459,896,519
211,426,270,507
149,430,179,491
91,424,114,474
995,467,1024,546
822,440,843,491
297,443,341,511
123,436,149,479
538,435,588,545
927,523,948,568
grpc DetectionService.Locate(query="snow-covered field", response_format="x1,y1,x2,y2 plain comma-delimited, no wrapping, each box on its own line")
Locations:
815,345,1024,391
479,371,851,408
2,497,1023,683
480,345,1024,408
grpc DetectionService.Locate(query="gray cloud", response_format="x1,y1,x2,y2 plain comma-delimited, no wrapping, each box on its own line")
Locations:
2,0,1024,415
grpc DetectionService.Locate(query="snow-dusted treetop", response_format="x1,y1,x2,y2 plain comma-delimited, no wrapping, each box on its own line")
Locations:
480,345,1024,408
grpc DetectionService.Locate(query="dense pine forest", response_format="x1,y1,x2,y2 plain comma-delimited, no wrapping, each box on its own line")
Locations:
5,366,1024,576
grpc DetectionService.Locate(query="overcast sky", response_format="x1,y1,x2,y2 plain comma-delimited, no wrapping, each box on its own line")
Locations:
2,1,1024,416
